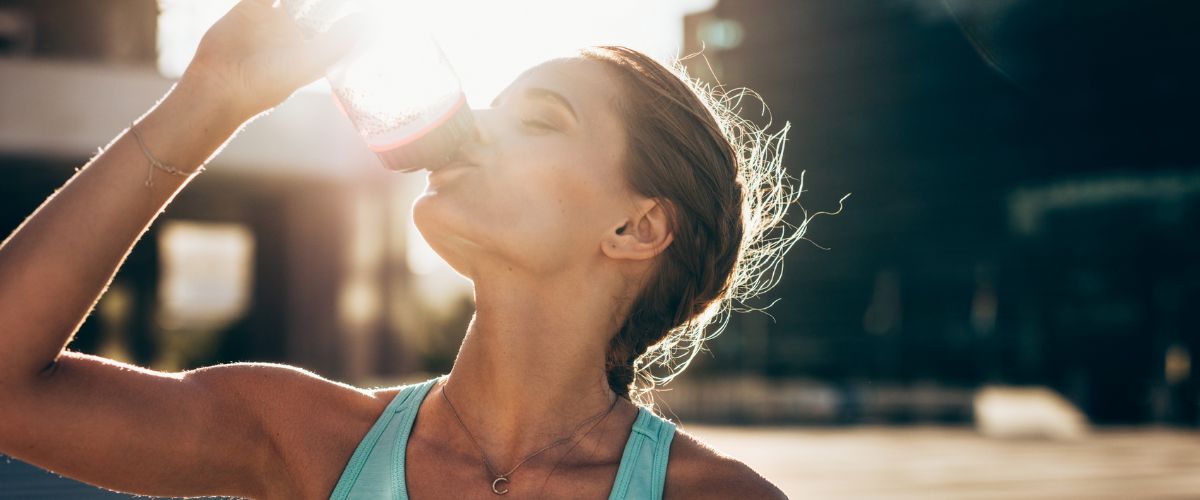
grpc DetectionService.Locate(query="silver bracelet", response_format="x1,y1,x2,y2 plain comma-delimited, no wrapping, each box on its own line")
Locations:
129,121,204,188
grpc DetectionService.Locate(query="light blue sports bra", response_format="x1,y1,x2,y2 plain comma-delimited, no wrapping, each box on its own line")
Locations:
329,375,677,500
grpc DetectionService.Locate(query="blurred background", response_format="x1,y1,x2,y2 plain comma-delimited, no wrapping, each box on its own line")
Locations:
1,0,1198,498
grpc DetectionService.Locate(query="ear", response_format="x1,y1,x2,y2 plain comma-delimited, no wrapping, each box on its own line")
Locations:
602,198,675,261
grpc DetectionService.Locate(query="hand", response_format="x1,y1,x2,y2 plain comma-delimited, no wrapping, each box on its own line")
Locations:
179,0,367,121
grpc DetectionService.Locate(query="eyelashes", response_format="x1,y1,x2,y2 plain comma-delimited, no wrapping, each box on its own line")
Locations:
519,117,557,132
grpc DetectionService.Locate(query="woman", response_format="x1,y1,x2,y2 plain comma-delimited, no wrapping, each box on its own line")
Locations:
0,1,797,498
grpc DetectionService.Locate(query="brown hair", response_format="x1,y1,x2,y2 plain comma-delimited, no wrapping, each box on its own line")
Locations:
582,46,824,406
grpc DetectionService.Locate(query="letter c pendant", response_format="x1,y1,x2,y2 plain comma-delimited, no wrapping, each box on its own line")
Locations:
492,476,510,495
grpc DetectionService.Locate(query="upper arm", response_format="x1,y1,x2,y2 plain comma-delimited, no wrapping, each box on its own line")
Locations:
664,429,789,500
0,351,374,499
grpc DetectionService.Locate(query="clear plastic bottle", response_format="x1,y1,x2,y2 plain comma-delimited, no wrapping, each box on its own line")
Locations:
282,0,475,172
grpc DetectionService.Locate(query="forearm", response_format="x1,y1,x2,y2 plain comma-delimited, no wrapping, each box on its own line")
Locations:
0,78,251,384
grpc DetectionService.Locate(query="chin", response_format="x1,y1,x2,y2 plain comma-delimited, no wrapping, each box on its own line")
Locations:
412,195,480,280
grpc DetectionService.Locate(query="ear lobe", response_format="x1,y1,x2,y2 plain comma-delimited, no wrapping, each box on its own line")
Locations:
601,199,675,261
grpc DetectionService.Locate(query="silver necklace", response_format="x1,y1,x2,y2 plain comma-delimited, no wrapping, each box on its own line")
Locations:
441,382,619,495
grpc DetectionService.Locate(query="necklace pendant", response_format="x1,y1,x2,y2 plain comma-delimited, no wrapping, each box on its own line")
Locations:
491,476,510,495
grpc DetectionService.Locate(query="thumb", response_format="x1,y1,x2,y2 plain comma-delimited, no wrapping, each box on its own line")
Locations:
304,13,373,75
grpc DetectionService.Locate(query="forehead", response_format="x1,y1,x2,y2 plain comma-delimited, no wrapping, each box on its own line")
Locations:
498,57,623,121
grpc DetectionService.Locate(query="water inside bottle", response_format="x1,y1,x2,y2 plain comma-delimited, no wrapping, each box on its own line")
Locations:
372,100,474,172
288,0,475,172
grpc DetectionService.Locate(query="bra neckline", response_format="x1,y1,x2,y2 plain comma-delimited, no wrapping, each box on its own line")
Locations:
392,375,658,497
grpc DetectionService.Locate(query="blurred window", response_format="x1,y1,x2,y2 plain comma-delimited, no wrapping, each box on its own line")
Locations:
157,220,254,331
0,7,34,57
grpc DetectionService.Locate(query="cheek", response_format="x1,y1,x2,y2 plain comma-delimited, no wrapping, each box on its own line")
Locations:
413,140,625,272
499,165,587,249
527,149,619,230
411,161,575,270
488,144,588,223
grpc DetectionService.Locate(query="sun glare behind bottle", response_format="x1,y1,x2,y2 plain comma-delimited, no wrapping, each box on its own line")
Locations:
283,0,476,172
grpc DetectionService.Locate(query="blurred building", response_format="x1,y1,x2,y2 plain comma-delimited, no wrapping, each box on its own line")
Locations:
681,0,1199,426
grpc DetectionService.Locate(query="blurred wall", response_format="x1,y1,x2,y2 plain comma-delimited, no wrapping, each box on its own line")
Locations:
680,0,1200,426
0,0,157,64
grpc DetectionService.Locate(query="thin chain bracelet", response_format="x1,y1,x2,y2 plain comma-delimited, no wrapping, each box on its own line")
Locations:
129,121,205,188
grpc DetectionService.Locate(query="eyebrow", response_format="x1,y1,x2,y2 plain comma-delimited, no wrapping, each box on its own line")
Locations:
526,87,579,122
491,86,579,122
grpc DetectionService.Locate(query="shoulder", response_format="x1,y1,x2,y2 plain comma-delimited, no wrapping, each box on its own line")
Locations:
190,362,389,454
663,426,788,500
189,362,384,422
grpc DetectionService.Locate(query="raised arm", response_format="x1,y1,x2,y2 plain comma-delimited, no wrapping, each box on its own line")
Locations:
0,1,367,497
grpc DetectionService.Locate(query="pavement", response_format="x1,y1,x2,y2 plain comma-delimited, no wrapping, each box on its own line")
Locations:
3,426,1199,499
684,425,1200,499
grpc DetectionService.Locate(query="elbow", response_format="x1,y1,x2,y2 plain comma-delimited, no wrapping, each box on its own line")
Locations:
0,348,58,409
38,357,61,378
0,354,59,450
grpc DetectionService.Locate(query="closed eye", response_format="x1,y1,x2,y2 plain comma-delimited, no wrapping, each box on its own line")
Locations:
521,117,557,132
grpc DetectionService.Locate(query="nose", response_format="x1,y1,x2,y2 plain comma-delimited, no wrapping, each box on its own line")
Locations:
468,106,500,144
454,107,496,164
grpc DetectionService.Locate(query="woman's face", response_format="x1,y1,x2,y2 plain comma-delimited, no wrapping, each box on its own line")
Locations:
412,57,635,280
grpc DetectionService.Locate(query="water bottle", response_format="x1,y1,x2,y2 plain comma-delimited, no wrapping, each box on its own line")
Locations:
282,0,476,172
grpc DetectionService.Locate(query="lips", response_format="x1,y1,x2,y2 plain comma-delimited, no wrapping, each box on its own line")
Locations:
427,161,474,185
431,160,474,172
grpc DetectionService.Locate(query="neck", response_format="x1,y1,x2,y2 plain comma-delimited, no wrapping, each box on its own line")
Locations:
441,264,632,467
